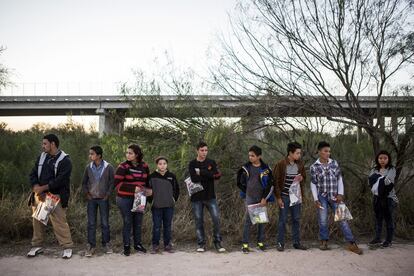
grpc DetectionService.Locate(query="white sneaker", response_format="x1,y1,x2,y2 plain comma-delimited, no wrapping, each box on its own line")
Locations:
62,248,72,259
27,247,43,257
196,246,205,252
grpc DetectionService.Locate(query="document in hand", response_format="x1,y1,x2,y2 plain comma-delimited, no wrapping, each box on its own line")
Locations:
334,203,353,221
32,193,60,225
131,187,146,213
184,176,204,196
247,203,269,225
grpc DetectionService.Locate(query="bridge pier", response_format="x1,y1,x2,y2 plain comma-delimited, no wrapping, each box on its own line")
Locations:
391,115,399,144
406,115,412,133
241,116,266,140
97,108,125,137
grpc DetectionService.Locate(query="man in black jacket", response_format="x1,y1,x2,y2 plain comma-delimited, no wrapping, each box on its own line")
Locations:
28,134,74,259
188,141,225,253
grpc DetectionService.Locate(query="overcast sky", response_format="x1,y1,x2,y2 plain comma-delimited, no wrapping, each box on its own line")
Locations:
0,0,237,129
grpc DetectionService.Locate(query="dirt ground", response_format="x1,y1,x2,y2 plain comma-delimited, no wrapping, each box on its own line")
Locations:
1,242,414,276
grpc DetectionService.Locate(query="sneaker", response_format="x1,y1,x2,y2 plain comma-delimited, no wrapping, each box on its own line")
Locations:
103,243,113,254
151,245,160,254
319,240,329,251
242,243,250,254
85,245,95,257
276,242,284,252
293,243,308,250
196,245,206,252
123,245,131,256
382,241,392,248
214,242,226,253
347,242,363,255
62,248,72,259
164,244,175,253
27,247,43,257
134,243,147,253
368,238,382,247
257,242,266,251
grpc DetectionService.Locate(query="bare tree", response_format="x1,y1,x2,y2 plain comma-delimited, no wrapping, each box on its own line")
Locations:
214,0,414,189
0,46,10,92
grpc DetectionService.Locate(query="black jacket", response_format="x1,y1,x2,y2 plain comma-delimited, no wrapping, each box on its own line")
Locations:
147,170,180,208
29,151,72,208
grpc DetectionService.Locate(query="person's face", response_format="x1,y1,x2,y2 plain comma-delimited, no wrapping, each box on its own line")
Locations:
289,148,302,161
248,151,260,164
89,150,101,162
126,148,137,162
378,154,389,168
157,159,168,172
318,147,331,160
42,139,52,153
197,146,208,159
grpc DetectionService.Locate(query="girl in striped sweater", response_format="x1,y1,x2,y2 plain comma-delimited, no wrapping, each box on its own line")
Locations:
115,144,151,256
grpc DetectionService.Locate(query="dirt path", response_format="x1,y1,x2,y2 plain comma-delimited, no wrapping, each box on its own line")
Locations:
1,243,414,276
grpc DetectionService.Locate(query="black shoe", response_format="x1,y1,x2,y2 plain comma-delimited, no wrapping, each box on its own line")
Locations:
368,238,382,246
134,243,147,253
276,242,284,252
382,241,392,248
214,242,226,253
293,243,308,250
123,245,131,256
257,242,266,251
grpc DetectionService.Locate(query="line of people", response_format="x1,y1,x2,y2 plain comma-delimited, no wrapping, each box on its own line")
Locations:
27,134,397,258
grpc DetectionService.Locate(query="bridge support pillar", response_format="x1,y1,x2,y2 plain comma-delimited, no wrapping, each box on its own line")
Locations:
391,115,398,144
406,115,412,133
356,126,362,144
241,116,266,140
97,108,125,137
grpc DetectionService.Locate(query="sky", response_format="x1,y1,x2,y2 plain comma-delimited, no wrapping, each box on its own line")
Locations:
0,0,237,130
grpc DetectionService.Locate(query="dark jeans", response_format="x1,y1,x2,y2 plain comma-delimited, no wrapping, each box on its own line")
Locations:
277,196,301,245
242,211,264,244
116,196,143,247
152,207,174,246
374,197,396,242
87,198,110,247
191,199,222,245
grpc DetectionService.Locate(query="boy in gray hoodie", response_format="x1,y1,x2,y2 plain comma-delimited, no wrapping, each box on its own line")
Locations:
82,146,115,257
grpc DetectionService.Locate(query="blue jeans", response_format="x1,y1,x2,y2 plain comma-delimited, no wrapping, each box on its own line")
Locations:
87,199,110,247
318,194,354,242
116,196,143,247
374,197,396,242
277,196,301,245
242,211,264,244
191,199,222,245
152,207,174,246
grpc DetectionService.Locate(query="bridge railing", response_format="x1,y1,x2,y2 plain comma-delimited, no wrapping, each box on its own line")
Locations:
1,82,125,96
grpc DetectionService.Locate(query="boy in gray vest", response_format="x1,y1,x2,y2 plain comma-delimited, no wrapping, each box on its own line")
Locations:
82,146,115,257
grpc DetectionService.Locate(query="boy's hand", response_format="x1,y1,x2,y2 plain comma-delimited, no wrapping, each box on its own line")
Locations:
145,189,153,197
336,194,344,203
260,198,267,207
277,198,284,209
86,193,92,200
294,175,303,182
315,200,322,209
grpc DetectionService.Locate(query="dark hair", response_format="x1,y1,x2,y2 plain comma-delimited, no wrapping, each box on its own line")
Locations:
375,150,393,170
197,141,208,150
90,145,103,158
43,134,59,148
287,142,302,155
249,145,262,156
317,141,330,151
155,156,168,164
128,144,143,162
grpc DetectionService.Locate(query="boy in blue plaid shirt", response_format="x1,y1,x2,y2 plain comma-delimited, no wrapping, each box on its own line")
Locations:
310,141,362,255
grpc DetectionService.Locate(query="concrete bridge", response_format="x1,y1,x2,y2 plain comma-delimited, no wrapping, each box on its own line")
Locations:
1,95,413,137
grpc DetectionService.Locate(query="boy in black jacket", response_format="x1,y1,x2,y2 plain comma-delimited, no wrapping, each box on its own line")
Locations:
236,145,274,253
147,156,179,253
188,142,225,253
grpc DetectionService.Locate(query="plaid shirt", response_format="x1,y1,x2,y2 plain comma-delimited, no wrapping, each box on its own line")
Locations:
310,158,342,199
